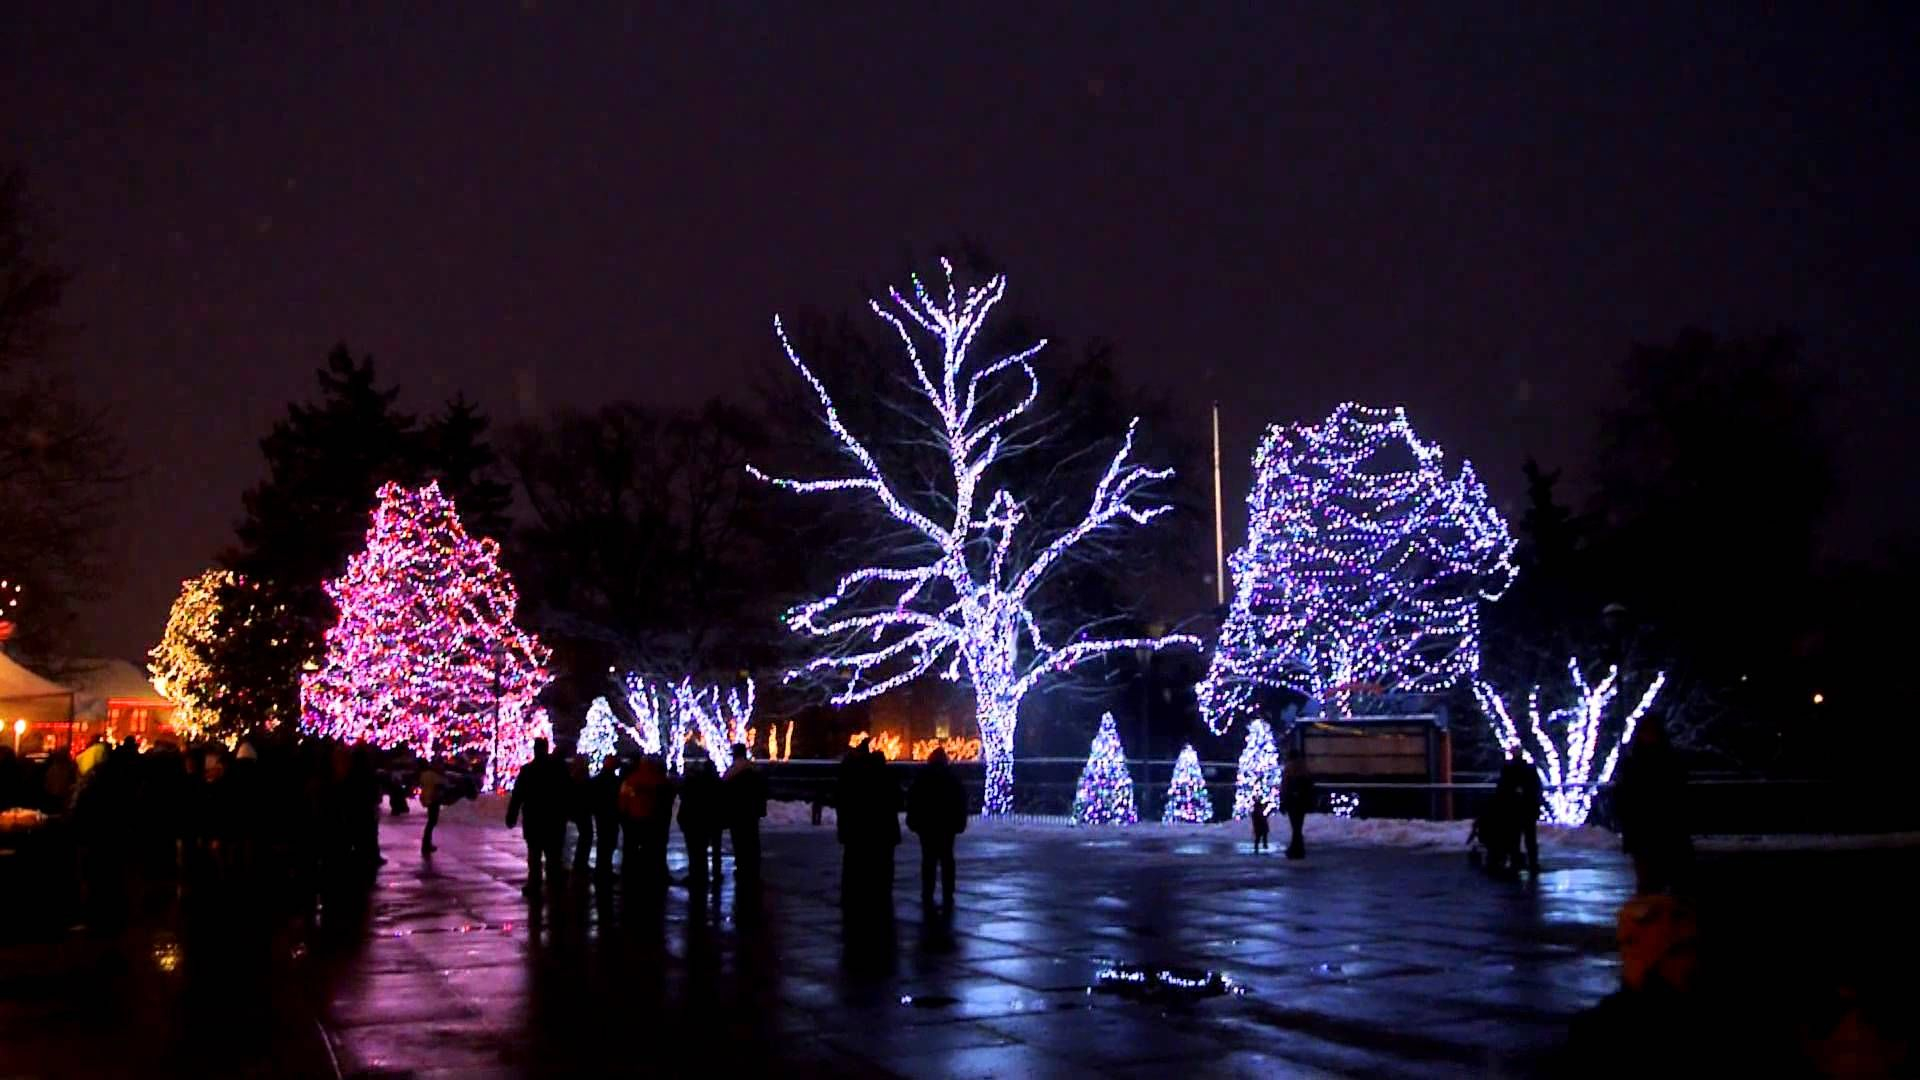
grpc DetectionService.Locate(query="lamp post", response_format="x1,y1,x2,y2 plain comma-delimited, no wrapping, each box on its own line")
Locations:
11,718,24,754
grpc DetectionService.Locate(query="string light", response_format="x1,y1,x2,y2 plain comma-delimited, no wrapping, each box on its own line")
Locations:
148,570,235,740
1231,718,1281,820
1330,792,1359,819
577,696,627,774
1161,744,1213,823
1474,658,1666,826
618,672,755,773
751,260,1198,814
299,482,551,790
1070,712,1137,826
1199,403,1516,729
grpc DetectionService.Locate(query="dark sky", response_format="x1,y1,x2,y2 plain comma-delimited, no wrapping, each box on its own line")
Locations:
5,4,1917,660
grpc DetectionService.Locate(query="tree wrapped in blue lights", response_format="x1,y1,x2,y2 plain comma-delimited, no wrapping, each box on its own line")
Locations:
1161,744,1213,823
1232,718,1281,820
1199,404,1516,729
577,696,632,774
1070,712,1137,826
752,261,1198,814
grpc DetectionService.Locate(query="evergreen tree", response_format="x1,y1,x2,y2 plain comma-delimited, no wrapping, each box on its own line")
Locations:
1161,744,1213,823
301,482,550,787
1070,712,1137,825
423,395,514,543
1232,719,1281,820
148,570,301,739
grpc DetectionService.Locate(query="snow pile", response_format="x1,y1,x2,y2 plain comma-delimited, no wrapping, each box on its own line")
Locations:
765,799,836,828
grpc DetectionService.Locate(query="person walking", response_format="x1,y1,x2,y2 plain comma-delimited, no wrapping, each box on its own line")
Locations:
1495,755,1543,874
1612,717,1691,894
506,738,569,896
722,744,767,882
1250,796,1272,853
1279,749,1316,860
906,747,967,906
678,754,723,886
417,758,445,855
567,754,594,876
618,755,669,884
589,754,622,881
836,743,869,907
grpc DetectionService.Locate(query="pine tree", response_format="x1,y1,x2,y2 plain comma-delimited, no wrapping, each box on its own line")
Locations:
301,482,550,787
1232,719,1282,820
149,570,302,739
1161,744,1213,823
1070,712,1137,825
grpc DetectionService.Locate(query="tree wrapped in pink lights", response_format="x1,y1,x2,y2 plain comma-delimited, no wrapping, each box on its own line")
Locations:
752,261,1198,814
301,481,551,789
1199,404,1516,729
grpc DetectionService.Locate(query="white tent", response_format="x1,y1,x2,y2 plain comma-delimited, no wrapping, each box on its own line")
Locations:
0,650,75,752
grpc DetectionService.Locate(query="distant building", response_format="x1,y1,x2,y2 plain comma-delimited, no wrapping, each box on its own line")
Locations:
66,658,179,748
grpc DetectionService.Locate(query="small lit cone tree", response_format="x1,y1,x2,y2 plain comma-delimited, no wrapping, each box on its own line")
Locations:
1199,403,1517,730
1161,744,1214,823
1071,712,1138,826
1231,718,1282,820
1475,658,1665,827
301,481,551,789
577,696,636,775
753,262,1198,814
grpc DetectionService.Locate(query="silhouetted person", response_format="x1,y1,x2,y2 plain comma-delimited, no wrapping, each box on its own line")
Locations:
678,755,724,886
722,744,767,881
567,755,594,875
836,744,869,905
506,738,569,896
346,746,385,868
589,754,622,880
40,748,77,812
417,758,445,854
906,747,967,906
618,756,671,884
1280,749,1316,860
1496,756,1543,873
1250,796,1271,853
1613,718,1691,894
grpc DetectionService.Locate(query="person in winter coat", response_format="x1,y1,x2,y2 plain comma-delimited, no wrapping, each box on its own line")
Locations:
1279,749,1317,860
1612,718,1691,894
567,755,594,876
677,755,724,885
506,738,570,896
618,755,674,885
1250,796,1272,854
906,747,968,906
417,758,446,855
1495,756,1544,874
588,755,622,881
722,745,767,881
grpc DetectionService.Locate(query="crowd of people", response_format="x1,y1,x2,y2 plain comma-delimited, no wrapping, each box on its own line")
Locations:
501,737,769,900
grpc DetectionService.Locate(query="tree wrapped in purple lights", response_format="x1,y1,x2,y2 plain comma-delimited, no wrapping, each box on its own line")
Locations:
751,261,1198,814
301,481,551,789
1161,744,1213,823
1475,658,1665,826
1199,404,1516,729
1071,712,1137,826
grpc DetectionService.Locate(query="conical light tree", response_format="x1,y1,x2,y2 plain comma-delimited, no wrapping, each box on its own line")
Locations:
753,261,1198,814
1232,719,1281,820
1199,403,1516,729
150,569,301,740
577,696,630,774
1162,744,1214,823
301,481,551,788
1070,712,1137,826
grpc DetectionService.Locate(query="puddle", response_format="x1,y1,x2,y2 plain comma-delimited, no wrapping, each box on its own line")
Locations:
1092,963,1245,1002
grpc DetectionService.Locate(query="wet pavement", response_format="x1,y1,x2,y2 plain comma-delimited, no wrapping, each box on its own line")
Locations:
9,813,1913,1077
309,814,1632,1078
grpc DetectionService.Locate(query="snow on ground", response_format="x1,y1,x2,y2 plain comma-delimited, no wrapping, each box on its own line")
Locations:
431,796,1920,852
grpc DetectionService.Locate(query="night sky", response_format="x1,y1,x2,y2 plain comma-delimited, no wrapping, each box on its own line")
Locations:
5,4,1916,660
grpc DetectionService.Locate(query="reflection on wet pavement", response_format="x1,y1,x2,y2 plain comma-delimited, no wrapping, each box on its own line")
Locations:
298,815,1641,1077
